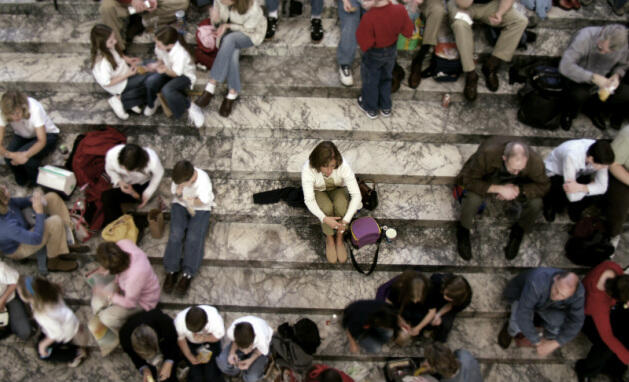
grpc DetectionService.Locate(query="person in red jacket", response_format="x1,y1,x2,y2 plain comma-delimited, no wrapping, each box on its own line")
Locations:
355,0,413,119
305,364,354,382
575,260,629,382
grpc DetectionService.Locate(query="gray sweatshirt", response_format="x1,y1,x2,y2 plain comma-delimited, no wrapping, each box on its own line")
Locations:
559,26,628,84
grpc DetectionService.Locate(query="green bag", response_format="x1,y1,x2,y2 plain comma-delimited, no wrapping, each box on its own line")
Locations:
397,17,423,51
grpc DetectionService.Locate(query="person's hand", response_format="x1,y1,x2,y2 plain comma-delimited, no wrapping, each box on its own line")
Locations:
158,361,173,381
120,182,140,199
496,184,519,201
127,56,142,66
216,24,229,38
563,180,584,194
323,216,343,230
228,352,239,366
610,73,621,88
592,73,610,89
147,0,158,11
349,340,360,354
131,0,148,12
488,12,502,25
93,285,109,298
397,315,411,332
38,340,50,358
32,191,44,214
338,220,348,234
137,194,149,209
237,357,254,370
342,0,354,12
126,65,138,78
156,63,167,74
409,325,421,337
0,303,6,313
145,62,159,72
10,151,29,166
431,314,442,326
536,339,560,357
188,355,201,365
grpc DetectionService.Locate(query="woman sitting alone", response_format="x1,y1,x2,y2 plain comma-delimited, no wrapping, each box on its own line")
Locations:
90,23,149,120
301,141,362,263
0,90,59,186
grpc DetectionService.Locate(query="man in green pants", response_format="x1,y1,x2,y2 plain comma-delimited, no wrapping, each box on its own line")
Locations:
455,137,549,261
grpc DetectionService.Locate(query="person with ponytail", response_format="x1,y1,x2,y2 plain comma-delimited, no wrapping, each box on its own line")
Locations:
144,25,205,128
17,276,88,367
90,23,149,120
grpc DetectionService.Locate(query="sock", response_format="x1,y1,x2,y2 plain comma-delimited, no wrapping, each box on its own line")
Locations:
204,82,216,94
226,92,238,100
311,15,321,19
269,10,278,18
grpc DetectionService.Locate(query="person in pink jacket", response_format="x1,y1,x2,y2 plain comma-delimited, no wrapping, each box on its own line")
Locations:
91,240,161,334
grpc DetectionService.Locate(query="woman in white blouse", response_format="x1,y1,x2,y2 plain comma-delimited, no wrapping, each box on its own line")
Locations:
0,90,60,186
195,0,267,118
301,141,362,263
90,24,148,121
17,276,88,367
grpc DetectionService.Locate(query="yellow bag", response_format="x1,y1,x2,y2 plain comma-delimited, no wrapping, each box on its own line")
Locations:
101,214,138,243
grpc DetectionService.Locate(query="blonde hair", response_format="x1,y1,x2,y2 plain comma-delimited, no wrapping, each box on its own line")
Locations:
131,324,159,361
1,90,30,122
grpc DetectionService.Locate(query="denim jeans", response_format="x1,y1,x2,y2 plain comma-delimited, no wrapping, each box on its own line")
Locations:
358,327,394,353
5,133,58,186
163,203,211,277
145,73,191,119
121,73,149,110
336,0,362,66
266,0,323,15
360,45,397,113
7,296,32,340
216,341,269,382
210,32,254,94
508,300,563,342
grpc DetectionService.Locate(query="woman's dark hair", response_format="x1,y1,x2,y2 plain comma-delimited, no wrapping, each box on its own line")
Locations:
96,242,131,275
442,275,472,307
90,24,122,69
587,140,615,165
424,343,460,378
18,275,62,312
173,160,194,185
605,275,629,302
234,322,254,349
1,89,30,121
367,303,399,331
309,141,343,171
155,25,193,56
233,0,253,14
390,271,430,315
118,143,149,172
185,306,208,333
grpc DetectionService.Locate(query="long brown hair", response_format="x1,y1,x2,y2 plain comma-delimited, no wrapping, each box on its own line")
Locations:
96,242,131,275
390,270,430,314
155,25,193,57
309,141,343,171
17,275,63,313
233,0,253,14
90,24,122,69
1,89,30,121
442,275,472,307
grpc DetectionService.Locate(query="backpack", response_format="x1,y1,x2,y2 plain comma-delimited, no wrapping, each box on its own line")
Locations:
565,216,615,266
517,65,564,130
271,319,321,374
422,42,462,82
195,19,218,70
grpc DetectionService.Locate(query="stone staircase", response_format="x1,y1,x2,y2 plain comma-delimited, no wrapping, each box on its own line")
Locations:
0,0,628,381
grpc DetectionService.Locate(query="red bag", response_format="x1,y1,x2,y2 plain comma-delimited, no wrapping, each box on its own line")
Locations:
195,18,218,70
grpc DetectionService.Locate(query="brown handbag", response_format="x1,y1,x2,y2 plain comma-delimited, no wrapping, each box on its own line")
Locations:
148,208,165,239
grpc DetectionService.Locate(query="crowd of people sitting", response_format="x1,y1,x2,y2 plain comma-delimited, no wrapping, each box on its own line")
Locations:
0,0,628,381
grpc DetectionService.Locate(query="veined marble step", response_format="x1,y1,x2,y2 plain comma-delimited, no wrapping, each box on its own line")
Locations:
0,52,563,101
0,13,574,60
31,91,612,144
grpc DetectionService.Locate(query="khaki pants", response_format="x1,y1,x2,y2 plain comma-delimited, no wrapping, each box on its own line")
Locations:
447,0,527,72
91,285,141,332
420,0,447,46
7,193,71,260
459,191,542,232
99,0,190,50
315,188,349,236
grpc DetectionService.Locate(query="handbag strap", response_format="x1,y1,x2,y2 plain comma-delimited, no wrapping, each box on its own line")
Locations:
347,234,383,276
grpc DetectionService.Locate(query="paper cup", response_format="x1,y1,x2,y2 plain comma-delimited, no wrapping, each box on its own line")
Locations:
385,228,397,242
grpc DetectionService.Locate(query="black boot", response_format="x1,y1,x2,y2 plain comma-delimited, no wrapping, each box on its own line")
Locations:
456,223,472,261
392,62,405,93
504,224,524,260
482,55,501,92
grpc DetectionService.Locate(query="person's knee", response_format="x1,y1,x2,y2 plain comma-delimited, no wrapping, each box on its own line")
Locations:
44,215,64,233
526,197,543,212
319,202,334,217
243,369,264,382
427,3,446,20
13,321,32,340
450,19,472,34
146,75,163,90
44,192,63,207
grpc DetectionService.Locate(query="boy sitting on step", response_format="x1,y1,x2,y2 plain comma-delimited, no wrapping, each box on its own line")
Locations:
355,0,414,119
163,160,215,296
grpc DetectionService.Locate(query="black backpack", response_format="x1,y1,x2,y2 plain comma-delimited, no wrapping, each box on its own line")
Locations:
565,216,615,266
271,319,321,373
517,65,564,130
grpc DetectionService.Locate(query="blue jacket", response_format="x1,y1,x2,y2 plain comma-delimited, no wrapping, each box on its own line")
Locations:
0,198,45,254
503,267,585,346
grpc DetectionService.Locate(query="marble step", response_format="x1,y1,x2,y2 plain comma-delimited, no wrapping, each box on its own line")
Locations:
0,51,565,102
29,91,612,144
0,13,574,60
0,0,622,29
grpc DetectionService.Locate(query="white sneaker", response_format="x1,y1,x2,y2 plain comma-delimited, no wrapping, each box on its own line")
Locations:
108,96,129,120
339,65,353,87
130,106,142,114
188,104,205,129
143,102,160,116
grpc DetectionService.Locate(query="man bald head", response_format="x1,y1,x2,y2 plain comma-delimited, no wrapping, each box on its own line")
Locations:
502,141,530,176
550,272,580,301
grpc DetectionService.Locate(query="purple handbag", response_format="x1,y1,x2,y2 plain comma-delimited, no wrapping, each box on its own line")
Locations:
347,217,383,275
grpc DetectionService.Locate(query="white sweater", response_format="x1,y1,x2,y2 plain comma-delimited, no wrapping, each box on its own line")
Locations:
301,160,362,223
105,144,165,202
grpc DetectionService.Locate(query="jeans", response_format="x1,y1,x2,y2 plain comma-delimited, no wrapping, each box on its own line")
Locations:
360,45,397,113
216,342,269,382
508,300,563,342
121,73,149,110
188,340,225,382
7,296,32,340
358,327,394,353
336,0,362,66
145,73,191,119
266,0,323,15
5,133,58,186
163,203,211,276
210,32,254,94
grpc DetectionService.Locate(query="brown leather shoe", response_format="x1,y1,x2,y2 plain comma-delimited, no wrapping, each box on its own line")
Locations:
219,96,237,118
163,272,178,294
409,65,422,89
195,91,214,108
174,274,192,296
48,257,78,272
482,56,500,92
464,71,479,101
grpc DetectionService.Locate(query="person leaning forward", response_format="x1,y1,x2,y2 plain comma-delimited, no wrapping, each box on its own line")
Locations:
455,137,550,261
